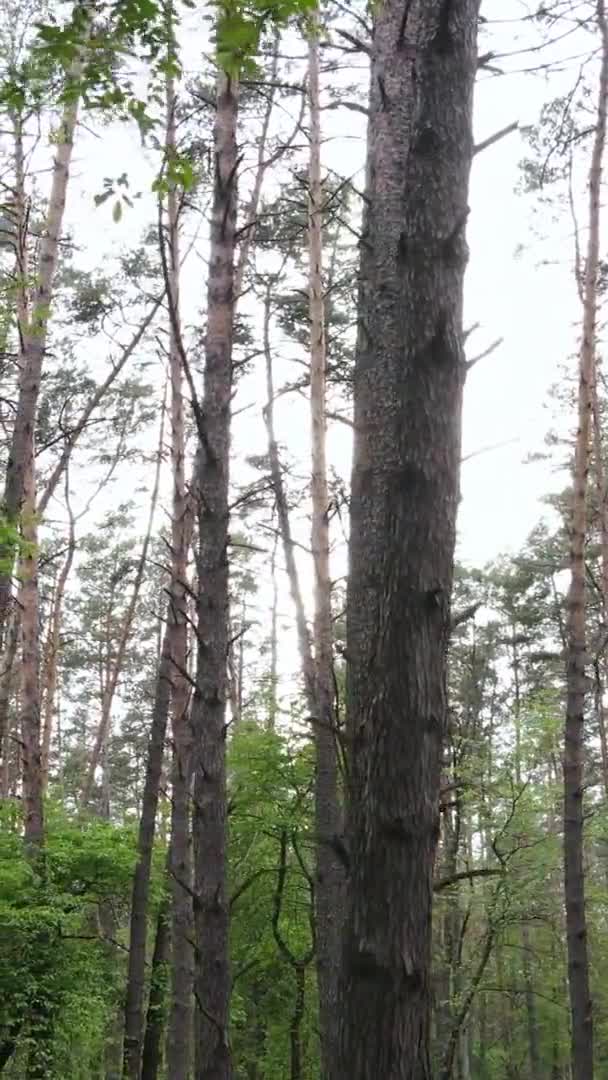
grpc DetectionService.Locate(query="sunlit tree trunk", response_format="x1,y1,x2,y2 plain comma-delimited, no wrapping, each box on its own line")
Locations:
307,26,343,1077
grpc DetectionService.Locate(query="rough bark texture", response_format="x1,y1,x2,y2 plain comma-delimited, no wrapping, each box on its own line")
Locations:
20,442,43,850
0,604,19,798
41,475,75,790
141,894,171,1080
339,3,479,1077
307,30,343,1078
0,78,80,644
192,70,238,1080
164,64,194,1080
562,5,608,1078
122,626,172,1079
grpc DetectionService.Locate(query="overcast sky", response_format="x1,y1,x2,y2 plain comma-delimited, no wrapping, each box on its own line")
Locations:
24,0,599,686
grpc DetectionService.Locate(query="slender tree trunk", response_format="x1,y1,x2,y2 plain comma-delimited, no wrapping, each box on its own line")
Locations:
0,67,81,643
164,58,194,1080
590,366,608,798
0,604,19,797
122,626,173,1079
20,435,43,851
37,297,163,519
592,660,608,797
141,895,171,1080
511,635,542,1080
233,35,280,301
267,530,279,731
563,4,607,1077
271,831,315,1080
192,69,238,1080
81,401,165,812
307,27,343,1077
339,4,479,1076
41,474,75,791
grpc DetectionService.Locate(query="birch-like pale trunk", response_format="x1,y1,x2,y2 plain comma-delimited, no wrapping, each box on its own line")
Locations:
563,3,608,1075
307,28,343,1077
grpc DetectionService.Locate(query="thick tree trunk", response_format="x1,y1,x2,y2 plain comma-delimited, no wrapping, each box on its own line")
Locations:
563,4,607,1077
307,28,343,1078
192,69,238,1080
339,4,479,1076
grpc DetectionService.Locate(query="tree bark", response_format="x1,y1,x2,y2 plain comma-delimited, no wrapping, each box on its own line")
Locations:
163,57,194,1080
192,69,239,1080
0,604,19,798
141,894,171,1080
307,27,343,1078
267,530,279,731
563,4,608,1078
122,625,172,1079
41,472,75,791
339,3,479,1077
0,62,82,644
20,430,43,851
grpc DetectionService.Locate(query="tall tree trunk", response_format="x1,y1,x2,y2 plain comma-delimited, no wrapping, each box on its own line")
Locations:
590,367,608,798
81,400,165,812
141,894,171,1080
20,433,43,851
0,65,81,643
307,27,343,1078
339,4,479,1077
41,472,75,791
192,69,239,1080
163,57,194,1080
122,626,173,1079
0,604,19,798
563,3,608,1077
511,634,541,1080
267,530,279,732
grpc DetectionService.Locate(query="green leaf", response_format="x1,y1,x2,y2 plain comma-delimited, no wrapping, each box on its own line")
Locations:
112,200,123,223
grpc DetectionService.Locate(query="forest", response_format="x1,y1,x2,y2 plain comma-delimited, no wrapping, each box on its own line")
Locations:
0,0,607,1077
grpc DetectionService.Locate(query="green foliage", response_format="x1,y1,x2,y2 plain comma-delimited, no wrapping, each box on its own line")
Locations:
0,512,33,575
0,806,141,1076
